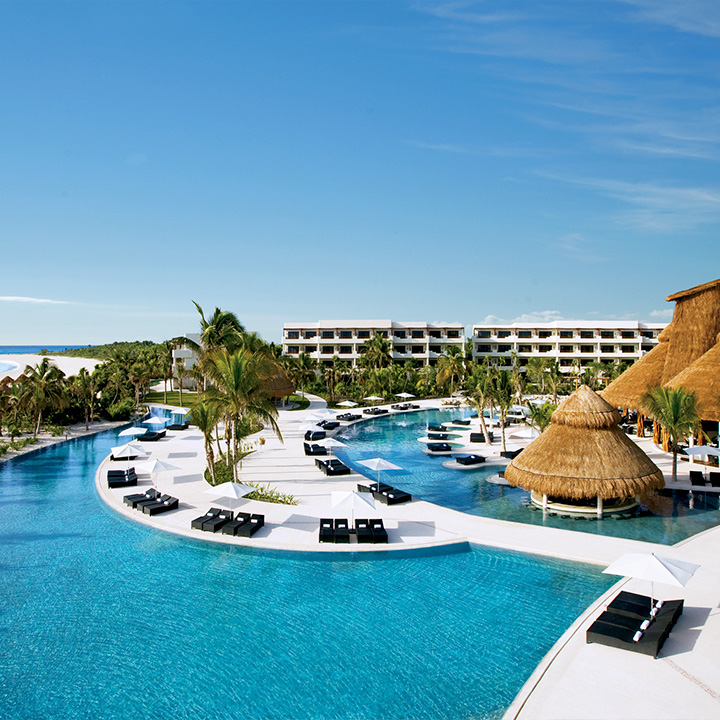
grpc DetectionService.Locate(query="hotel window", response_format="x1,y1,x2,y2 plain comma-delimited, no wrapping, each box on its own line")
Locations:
338,331,352,339
286,331,299,340
600,345,615,353
497,330,511,338
600,331,615,339
321,331,334,339
339,345,352,354
357,330,370,339
560,359,573,367
394,330,407,339
580,345,594,353
642,344,654,352
538,330,552,338
621,331,636,339
304,345,317,353
411,345,424,354
476,344,492,353
518,331,532,339
376,331,388,338
321,346,334,354
559,345,574,353
429,330,441,339
518,344,531,353
411,330,425,339
304,331,316,339
286,346,299,354
621,345,636,353
580,331,594,339
538,345,552,353
477,330,491,339
447,330,460,338
394,345,406,353
559,331,574,339
497,344,511,353
429,344,442,353
641,331,655,339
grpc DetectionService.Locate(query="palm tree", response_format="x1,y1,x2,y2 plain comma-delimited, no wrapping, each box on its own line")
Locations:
293,353,316,394
158,340,175,404
362,333,393,370
203,348,282,481
71,367,97,431
436,346,465,397
489,369,515,452
189,399,223,484
22,358,67,436
545,361,562,404
469,365,494,444
640,386,700,482
526,357,549,394
175,361,189,406
526,401,556,433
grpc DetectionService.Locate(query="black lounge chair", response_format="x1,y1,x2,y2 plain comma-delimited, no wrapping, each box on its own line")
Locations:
138,430,166,442
191,507,221,530
222,512,252,535
123,488,159,508
337,413,361,421
428,433,449,440
202,509,234,532
135,492,172,511
319,518,334,543
107,471,138,488
357,482,392,494
236,514,265,537
167,422,189,431
304,430,326,442
333,518,350,543
111,453,139,462
355,518,373,543
689,470,706,485
451,419,471,426
501,448,523,459
375,488,412,505
427,424,445,432
408,404,420,409
143,495,179,515
324,460,350,476
318,420,340,430
455,454,485,466
608,594,684,628
304,442,328,456
370,519,388,544
427,443,452,453
586,616,673,658
709,471,720,488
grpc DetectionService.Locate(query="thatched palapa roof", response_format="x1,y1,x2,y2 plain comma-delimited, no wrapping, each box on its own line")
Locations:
265,369,295,398
505,385,664,501
664,339,720,422
601,340,668,411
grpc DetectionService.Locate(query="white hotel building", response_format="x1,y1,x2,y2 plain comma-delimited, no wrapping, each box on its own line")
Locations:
471,321,667,371
282,320,465,367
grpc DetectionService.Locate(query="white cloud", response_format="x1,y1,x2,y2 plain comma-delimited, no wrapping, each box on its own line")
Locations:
621,0,720,39
513,310,565,322
0,296,70,305
480,314,504,323
649,308,674,319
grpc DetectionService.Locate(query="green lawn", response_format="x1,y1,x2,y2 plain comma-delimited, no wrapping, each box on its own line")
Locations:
143,390,198,408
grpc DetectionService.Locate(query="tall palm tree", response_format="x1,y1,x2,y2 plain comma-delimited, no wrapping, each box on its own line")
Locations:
22,358,67,436
545,361,562,404
158,340,175,404
436,346,465,397
71,367,97,431
640,386,700,482
293,353,316,394
362,333,393,370
469,364,494,445
526,401,556,433
525,357,549,394
203,348,282,481
189,399,223,484
489,369,515,452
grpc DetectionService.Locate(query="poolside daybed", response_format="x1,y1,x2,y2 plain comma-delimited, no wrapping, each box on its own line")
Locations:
107,468,138,488
222,512,252,535
141,494,179,515
123,488,160,508
236,514,265,537
373,487,412,505
191,507,221,530
455,455,485,466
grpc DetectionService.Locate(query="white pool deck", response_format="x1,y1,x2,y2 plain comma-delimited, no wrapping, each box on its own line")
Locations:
95,395,720,720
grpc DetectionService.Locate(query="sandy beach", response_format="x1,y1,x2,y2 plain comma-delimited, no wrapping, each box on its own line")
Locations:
0,353,102,381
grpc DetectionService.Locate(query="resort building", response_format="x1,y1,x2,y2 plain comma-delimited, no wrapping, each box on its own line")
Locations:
172,333,201,376
282,320,465,366
471,321,667,372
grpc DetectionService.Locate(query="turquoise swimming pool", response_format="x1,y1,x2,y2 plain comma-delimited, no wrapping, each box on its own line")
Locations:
0,428,615,720
335,409,720,545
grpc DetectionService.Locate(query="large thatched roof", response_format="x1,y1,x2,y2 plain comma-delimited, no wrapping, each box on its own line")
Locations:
265,369,295,398
660,278,720,384
601,340,668,410
664,340,720,422
505,385,664,501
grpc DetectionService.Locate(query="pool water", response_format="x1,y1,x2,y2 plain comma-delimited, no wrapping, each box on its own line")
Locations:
0,429,615,720
335,410,720,545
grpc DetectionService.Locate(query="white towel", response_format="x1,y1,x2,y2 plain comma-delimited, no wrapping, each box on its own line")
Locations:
640,620,650,630
633,631,643,642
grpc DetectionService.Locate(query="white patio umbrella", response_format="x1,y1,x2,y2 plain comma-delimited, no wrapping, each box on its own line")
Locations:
318,437,346,458
684,446,720,457
364,396,384,403
331,490,376,527
143,415,168,426
314,409,338,420
603,552,700,606
136,459,180,487
300,424,326,434
337,400,359,408
358,457,402,489
111,443,147,470
205,482,255,510
118,426,147,438
396,392,415,399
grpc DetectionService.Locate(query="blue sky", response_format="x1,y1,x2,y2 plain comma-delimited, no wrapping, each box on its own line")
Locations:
2,0,719,345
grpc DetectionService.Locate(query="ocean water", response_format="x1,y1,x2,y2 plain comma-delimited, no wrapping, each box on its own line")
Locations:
0,428,614,720
0,345,86,354
335,409,720,545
